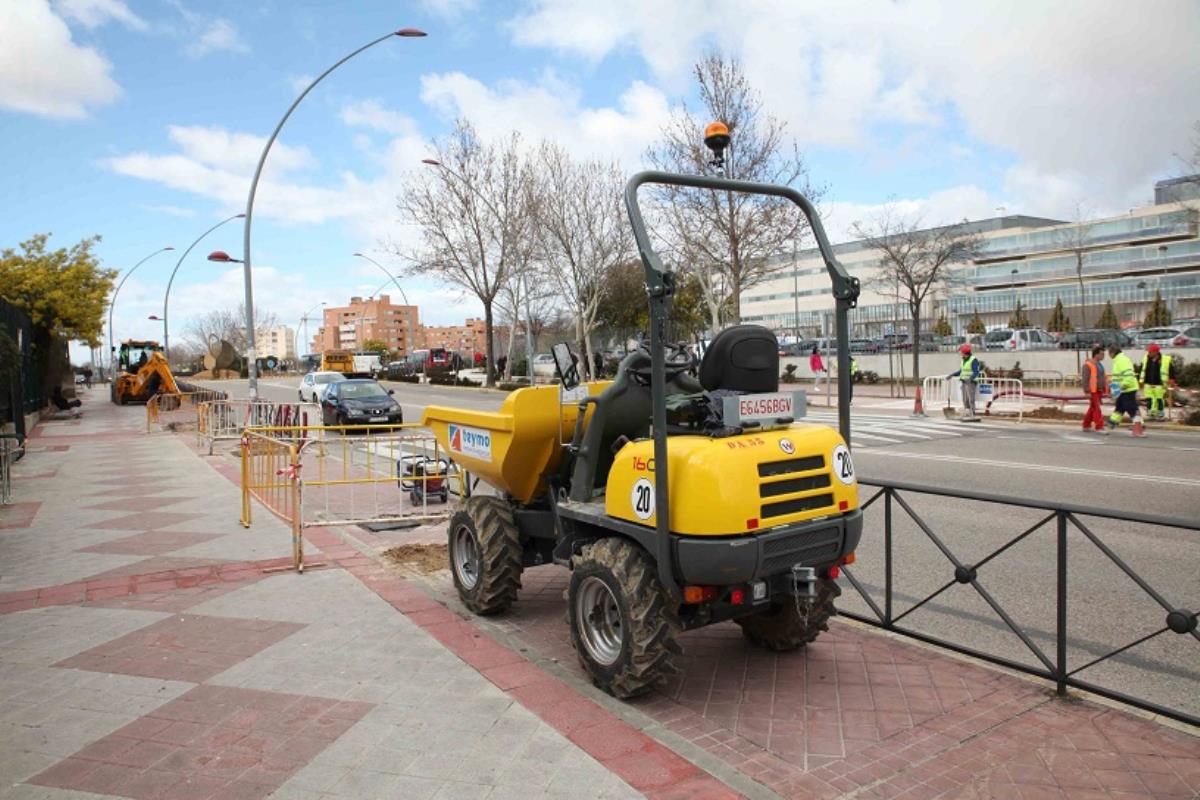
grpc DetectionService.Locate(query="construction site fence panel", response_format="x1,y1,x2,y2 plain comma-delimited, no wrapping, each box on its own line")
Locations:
145,390,228,433
239,423,465,570
198,399,318,454
922,376,1024,421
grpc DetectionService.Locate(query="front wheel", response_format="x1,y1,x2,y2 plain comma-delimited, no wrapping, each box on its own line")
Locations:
736,578,839,652
567,538,681,699
447,496,523,615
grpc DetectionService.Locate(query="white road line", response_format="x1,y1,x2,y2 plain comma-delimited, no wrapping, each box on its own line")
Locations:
862,451,1200,487
848,431,903,444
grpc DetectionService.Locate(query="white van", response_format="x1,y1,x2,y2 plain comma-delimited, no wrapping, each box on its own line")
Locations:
983,328,1057,351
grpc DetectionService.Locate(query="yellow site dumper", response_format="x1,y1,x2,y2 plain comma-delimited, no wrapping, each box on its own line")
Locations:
421,130,863,698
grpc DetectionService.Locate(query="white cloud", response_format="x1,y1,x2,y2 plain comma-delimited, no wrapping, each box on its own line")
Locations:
419,72,671,165
420,0,476,20
144,204,197,218
823,185,1005,244
340,99,418,137
166,1,248,58
52,0,146,30
0,0,121,119
507,0,1200,218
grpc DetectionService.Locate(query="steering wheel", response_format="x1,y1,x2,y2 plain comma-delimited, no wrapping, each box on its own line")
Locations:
628,340,697,385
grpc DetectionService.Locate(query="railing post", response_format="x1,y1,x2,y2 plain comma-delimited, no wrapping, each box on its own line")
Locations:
884,487,893,626
290,443,303,573
240,435,251,528
1056,509,1068,696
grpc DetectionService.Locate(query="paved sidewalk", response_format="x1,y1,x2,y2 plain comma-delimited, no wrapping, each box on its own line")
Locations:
1,389,1198,799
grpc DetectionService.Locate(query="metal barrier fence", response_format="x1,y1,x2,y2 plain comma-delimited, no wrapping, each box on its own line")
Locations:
921,376,1024,420
839,479,1199,726
198,399,317,454
145,390,227,432
0,434,19,506
240,423,465,570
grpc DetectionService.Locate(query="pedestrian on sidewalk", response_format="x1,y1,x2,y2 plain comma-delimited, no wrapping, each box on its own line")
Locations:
809,346,826,388
849,356,859,404
1137,344,1177,421
947,344,981,421
1081,345,1107,433
1106,344,1145,436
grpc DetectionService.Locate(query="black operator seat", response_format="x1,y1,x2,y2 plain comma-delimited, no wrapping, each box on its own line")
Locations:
698,325,779,394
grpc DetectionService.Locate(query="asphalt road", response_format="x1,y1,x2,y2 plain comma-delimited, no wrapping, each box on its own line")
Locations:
195,376,1200,720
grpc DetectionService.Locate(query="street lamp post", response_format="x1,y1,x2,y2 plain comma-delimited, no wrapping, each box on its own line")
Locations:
352,253,410,305
161,214,244,362
107,246,174,371
239,28,427,399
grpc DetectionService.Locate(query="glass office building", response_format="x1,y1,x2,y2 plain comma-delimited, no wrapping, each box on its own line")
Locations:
741,178,1200,337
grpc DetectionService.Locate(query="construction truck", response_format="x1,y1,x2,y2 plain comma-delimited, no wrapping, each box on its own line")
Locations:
110,340,181,404
421,124,864,698
320,350,355,375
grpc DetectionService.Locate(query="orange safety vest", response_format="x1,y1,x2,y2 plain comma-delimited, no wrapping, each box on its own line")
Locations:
1083,360,1099,393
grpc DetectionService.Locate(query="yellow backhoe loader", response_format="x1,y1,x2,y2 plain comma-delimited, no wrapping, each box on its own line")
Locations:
110,340,180,404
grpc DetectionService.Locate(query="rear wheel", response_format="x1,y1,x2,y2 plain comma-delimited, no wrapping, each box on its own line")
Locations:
736,578,839,652
567,538,681,699
447,496,523,615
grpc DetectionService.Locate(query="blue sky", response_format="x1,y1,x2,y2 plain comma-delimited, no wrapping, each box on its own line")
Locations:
3,0,1198,361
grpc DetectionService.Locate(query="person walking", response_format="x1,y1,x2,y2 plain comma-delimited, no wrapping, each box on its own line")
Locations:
1081,345,1107,433
947,344,981,421
1137,344,1177,421
1106,344,1145,436
809,346,826,388
848,356,860,404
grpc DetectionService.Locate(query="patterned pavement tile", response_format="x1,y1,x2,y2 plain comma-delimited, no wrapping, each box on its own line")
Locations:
28,685,372,800
78,532,223,557
0,503,42,531
82,511,204,532
55,614,304,683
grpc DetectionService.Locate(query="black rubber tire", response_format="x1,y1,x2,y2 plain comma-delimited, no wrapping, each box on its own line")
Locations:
567,538,682,699
736,578,840,652
448,496,523,615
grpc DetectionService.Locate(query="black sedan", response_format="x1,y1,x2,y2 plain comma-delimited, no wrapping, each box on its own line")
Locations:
320,379,404,431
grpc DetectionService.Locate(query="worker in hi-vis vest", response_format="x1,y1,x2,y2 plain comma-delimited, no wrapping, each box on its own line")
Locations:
947,344,982,421
1137,344,1177,421
1106,343,1145,436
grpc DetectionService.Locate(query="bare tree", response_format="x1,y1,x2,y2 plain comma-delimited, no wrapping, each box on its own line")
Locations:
647,49,819,332
495,267,558,381
1054,204,1095,329
395,120,532,387
852,210,981,382
529,143,632,381
183,304,277,356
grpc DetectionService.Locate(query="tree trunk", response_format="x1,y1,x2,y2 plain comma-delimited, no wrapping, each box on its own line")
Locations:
728,281,741,325
574,315,588,381
911,310,921,384
503,314,517,381
583,331,596,385
483,301,495,388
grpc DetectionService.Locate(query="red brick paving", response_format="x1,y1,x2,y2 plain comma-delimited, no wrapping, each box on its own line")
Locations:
30,685,372,800
55,614,304,682
81,555,236,581
81,496,202,513
0,555,293,614
0,500,41,530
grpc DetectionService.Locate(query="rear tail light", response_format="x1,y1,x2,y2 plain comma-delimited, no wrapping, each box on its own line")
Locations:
1174,336,1188,346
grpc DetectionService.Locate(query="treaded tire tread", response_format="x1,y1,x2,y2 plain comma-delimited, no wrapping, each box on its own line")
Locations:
735,578,840,652
567,538,682,699
448,496,523,616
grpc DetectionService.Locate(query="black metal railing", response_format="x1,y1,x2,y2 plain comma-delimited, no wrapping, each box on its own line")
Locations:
839,478,1199,727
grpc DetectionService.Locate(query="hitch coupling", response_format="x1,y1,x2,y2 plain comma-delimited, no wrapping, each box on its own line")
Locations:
791,565,819,602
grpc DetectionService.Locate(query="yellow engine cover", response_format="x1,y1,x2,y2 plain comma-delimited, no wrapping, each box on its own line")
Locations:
605,425,858,535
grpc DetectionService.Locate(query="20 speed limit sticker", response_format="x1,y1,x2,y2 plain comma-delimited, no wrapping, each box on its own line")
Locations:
831,444,855,485
631,478,655,520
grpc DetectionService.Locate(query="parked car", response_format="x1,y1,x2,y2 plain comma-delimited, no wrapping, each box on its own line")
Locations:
983,328,1057,351
1057,329,1132,350
938,335,967,349
849,338,879,353
320,379,403,430
1134,326,1199,347
532,353,558,377
916,332,939,352
298,371,346,403
881,333,911,351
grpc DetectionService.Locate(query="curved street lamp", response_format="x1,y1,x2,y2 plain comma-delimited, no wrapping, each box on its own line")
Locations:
352,252,410,305
238,28,427,399
108,246,174,369
160,213,245,360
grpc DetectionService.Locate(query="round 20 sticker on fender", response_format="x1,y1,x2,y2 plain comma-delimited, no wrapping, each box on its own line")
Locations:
631,478,655,520
832,444,855,485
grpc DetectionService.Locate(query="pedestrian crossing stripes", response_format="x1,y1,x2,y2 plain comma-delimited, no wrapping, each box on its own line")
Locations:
801,409,1004,448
